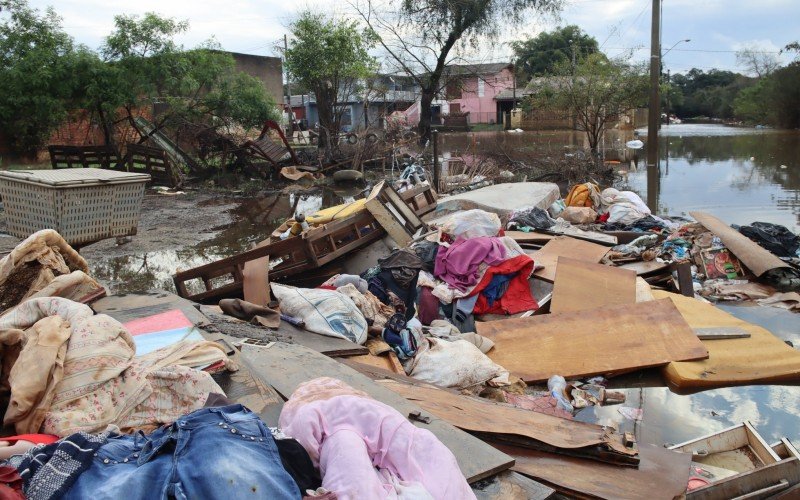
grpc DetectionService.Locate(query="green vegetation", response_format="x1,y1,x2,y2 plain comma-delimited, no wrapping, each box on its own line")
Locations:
0,1,278,157
285,11,378,154
511,25,600,80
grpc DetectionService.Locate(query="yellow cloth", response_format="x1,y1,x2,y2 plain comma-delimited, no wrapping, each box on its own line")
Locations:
306,199,367,225
656,291,800,391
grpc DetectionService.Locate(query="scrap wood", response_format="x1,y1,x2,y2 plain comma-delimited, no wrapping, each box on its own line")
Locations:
687,457,800,500
550,257,637,314
471,470,555,500
505,231,556,243
241,241,270,307
377,378,639,466
690,211,792,277
493,443,691,500
528,236,610,283
91,291,210,328
476,299,709,383
618,260,670,276
239,341,514,483
656,291,800,391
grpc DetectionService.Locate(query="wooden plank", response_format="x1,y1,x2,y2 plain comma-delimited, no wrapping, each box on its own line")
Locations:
529,236,610,283
476,299,709,383
694,327,751,340
377,378,638,465
472,470,555,500
495,443,692,500
242,241,270,306
766,482,800,499
240,341,514,483
91,291,210,327
676,261,695,297
346,353,406,374
688,458,800,500
550,257,637,314
505,231,556,243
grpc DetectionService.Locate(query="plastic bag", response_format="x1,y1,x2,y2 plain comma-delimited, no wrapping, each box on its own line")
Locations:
560,207,598,225
271,283,368,344
439,209,501,240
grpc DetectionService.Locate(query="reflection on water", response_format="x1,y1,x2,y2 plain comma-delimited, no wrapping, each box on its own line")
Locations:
622,124,800,232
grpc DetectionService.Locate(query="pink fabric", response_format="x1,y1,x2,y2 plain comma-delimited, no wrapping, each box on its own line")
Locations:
434,237,506,292
280,377,475,500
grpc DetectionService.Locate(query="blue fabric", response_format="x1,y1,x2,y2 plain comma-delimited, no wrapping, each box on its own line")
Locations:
382,328,418,359
64,404,300,500
481,273,516,307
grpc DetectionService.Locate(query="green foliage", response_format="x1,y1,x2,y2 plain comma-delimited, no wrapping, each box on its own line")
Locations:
525,53,647,155
670,69,751,119
0,0,80,152
733,79,772,124
285,11,378,149
511,25,600,80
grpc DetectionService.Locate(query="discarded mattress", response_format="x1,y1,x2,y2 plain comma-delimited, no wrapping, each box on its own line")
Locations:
306,199,367,225
657,290,800,391
432,182,560,222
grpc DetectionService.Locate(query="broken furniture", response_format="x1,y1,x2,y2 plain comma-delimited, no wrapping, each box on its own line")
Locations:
173,183,434,303
242,120,300,171
124,143,183,187
0,168,150,247
48,144,122,170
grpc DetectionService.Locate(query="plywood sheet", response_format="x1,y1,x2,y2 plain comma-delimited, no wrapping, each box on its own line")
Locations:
92,291,210,327
550,257,637,314
495,443,692,500
529,236,610,283
378,378,637,464
242,240,270,306
472,470,555,500
691,211,792,277
240,342,513,483
657,291,800,391
618,260,670,276
476,299,709,383
505,231,556,243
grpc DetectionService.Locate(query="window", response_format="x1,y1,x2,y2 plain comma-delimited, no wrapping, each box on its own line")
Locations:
477,78,485,97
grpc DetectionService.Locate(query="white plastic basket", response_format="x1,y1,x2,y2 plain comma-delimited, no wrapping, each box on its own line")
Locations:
0,168,150,246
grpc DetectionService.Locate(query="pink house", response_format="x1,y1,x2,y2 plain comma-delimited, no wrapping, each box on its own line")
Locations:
442,63,515,125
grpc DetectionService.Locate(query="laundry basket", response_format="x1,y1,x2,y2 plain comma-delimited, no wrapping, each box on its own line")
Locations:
0,168,150,246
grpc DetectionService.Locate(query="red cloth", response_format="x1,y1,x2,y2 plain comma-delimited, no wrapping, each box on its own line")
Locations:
598,212,610,223
471,254,538,315
1,433,59,445
0,466,24,500
417,287,440,326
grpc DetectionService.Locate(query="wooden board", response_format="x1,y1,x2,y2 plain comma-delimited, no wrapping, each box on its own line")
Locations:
550,257,637,314
529,236,610,283
505,231,556,243
618,260,670,276
242,241,270,306
476,299,709,383
472,470,555,500
694,327,751,340
495,443,692,500
240,341,513,483
377,378,637,465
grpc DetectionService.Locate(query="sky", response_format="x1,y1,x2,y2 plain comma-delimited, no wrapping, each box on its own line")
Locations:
25,0,800,76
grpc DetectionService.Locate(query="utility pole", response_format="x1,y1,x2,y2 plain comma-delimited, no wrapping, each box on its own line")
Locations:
284,34,294,134
646,0,661,213
665,69,671,125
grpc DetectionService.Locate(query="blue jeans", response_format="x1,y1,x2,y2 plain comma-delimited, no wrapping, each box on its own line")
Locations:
64,404,301,500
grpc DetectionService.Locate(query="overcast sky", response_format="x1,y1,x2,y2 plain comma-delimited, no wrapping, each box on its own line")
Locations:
27,0,799,76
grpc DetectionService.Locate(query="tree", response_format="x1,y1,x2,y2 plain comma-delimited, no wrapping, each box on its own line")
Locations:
511,25,600,81
354,0,562,144
0,0,81,154
285,11,378,154
736,44,781,78
90,13,279,150
525,53,647,162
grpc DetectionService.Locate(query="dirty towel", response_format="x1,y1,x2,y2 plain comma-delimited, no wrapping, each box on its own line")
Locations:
434,237,506,292
219,298,281,328
335,284,394,328
0,230,89,314
0,297,233,436
280,377,474,500
22,270,103,305
63,404,300,500
6,430,111,500
271,284,367,344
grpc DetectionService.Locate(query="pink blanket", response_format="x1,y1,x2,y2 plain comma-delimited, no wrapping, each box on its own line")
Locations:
280,377,475,500
434,237,506,292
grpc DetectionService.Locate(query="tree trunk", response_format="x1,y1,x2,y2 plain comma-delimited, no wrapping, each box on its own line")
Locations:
417,88,435,146
97,105,115,149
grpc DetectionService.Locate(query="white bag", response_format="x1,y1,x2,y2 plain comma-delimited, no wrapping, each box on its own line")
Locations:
406,338,509,389
271,283,368,344
440,209,501,240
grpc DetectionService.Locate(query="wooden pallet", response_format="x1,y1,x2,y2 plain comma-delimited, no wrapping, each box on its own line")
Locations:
173,184,435,303
125,143,182,187
48,145,122,170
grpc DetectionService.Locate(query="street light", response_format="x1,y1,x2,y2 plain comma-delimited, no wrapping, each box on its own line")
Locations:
662,39,691,58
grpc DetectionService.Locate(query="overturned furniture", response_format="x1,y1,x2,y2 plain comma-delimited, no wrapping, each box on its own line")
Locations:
124,143,183,187
242,120,300,171
173,182,434,303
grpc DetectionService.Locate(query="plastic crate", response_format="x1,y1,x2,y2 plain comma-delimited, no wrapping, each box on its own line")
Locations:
0,168,150,246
